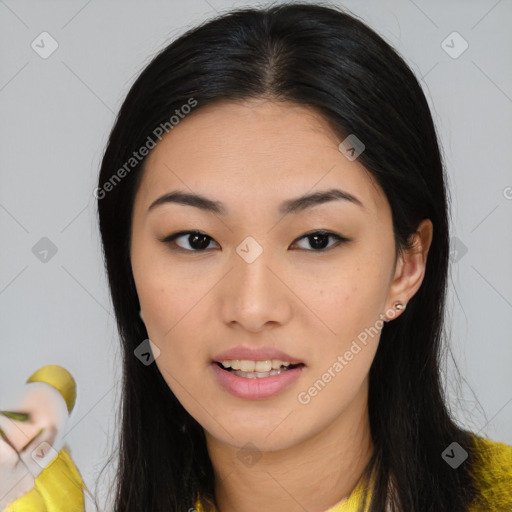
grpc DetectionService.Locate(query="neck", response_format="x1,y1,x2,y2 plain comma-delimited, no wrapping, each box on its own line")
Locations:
205,379,374,512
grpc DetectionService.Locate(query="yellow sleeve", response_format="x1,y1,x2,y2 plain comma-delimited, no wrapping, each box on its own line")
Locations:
4,446,87,512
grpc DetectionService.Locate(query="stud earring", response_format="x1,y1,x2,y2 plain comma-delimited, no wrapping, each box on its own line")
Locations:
139,309,144,321
384,301,407,323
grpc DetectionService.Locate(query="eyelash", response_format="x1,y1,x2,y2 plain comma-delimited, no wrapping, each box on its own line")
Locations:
159,230,351,253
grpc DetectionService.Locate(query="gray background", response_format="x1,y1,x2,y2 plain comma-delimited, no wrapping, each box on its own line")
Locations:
1,0,511,509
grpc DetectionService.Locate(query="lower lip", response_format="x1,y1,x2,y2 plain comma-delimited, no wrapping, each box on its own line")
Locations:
211,363,305,400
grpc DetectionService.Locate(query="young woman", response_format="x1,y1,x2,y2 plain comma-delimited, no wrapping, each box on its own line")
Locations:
94,3,512,511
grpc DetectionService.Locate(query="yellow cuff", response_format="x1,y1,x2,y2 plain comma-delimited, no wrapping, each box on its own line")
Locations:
4,446,87,512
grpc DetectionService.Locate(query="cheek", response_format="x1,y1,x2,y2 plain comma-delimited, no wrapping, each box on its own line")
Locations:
132,243,205,341
133,274,215,391
301,258,389,381
138,276,209,360
312,263,388,332
298,276,382,412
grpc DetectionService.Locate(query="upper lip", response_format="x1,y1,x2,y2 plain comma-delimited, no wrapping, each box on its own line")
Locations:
213,346,305,365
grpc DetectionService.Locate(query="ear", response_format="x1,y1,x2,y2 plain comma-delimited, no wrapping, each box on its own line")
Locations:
384,218,433,321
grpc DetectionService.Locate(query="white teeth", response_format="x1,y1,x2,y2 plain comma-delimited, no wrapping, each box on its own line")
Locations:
240,360,256,372
255,360,271,372
232,368,287,378
220,359,292,371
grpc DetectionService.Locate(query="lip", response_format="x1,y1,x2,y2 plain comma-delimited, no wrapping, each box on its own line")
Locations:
211,362,305,399
212,346,304,365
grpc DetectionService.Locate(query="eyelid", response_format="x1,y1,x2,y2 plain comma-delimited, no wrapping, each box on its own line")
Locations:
158,230,219,251
159,229,351,252
290,230,351,251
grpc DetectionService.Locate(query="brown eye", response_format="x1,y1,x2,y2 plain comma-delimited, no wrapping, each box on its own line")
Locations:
290,230,351,251
159,229,351,253
160,231,219,252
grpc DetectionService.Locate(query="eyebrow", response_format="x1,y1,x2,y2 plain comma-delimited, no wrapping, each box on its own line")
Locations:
147,188,365,216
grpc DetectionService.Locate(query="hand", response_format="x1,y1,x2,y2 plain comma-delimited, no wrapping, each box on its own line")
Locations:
0,382,68,510
0,423,35,510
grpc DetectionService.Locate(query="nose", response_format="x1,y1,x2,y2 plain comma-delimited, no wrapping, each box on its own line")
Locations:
219,246,293,332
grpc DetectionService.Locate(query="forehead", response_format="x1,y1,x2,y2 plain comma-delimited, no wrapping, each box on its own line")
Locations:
134,99,387,219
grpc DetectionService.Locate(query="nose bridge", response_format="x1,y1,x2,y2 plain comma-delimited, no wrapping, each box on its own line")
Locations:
223,236,289,328
233,237,275,300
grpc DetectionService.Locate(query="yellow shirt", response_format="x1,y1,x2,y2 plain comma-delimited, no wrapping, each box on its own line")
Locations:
4,434,511,511
195,435,512,512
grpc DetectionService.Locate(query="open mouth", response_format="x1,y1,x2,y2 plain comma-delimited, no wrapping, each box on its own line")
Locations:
215,361,305,379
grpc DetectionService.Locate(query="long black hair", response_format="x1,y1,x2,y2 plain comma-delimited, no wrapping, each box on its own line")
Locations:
95,2,485,510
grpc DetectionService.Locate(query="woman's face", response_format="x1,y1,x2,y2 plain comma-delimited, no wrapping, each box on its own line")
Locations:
130,99,409,451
